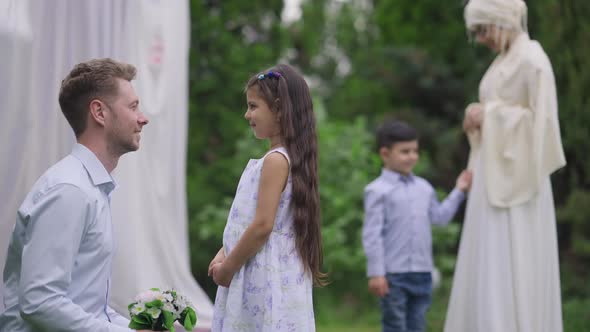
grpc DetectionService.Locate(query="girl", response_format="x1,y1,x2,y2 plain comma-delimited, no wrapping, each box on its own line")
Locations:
208,64,325,331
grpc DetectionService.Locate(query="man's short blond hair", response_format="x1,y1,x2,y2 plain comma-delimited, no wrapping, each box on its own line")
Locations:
58,58,136,137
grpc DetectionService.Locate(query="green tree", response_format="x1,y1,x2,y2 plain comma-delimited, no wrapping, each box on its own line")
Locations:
185,1,590,316
532,4,590,316
188,0,286,209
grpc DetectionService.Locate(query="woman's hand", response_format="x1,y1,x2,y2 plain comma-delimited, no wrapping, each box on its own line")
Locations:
463,103,484,132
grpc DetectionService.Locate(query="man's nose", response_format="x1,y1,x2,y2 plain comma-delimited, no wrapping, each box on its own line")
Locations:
139,112,149,125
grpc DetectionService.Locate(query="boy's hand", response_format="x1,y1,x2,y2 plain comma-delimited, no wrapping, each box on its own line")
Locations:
456,170,473,192
368,276,389,298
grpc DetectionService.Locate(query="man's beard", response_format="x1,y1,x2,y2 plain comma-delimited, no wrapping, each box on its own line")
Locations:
108,133,138,157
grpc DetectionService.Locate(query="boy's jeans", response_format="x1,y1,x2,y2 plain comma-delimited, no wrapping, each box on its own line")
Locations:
380,272,432,332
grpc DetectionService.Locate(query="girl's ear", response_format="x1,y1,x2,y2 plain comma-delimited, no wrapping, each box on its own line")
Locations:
272,98,280,112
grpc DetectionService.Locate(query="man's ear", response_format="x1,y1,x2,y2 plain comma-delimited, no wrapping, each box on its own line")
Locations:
379,146,390,160
88,99,106,127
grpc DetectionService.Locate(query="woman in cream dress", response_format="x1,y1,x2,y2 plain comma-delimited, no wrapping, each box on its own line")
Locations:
444,1,566,331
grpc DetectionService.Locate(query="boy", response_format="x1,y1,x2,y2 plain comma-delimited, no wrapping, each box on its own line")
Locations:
362,120,471,332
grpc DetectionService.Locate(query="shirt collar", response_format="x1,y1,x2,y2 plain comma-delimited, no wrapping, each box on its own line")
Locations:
381,168,414,184
71,143,117,194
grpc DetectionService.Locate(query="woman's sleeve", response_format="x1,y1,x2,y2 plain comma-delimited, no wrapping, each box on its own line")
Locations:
481,55,565,208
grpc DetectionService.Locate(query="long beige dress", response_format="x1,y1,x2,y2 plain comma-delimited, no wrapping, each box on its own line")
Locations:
444,33,566,332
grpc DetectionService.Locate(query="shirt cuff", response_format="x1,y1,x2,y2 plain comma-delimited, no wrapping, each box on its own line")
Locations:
449,187,466,201
367,260,385,277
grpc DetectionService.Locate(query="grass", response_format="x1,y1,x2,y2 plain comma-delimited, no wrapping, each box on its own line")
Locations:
315,280,453,332
316,276,590,332
318,327,378,332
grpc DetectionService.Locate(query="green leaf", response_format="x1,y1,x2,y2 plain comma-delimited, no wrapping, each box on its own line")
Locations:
129,314,151,329
183,308,197,331
162,310,175,330
128,320,148,329
132,313,151,326
145,299,163,308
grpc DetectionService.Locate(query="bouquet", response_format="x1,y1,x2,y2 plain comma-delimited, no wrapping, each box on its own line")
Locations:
128,288,197,331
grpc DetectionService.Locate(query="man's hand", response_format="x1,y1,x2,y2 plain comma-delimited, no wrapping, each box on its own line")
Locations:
463,103,484,132
211,262,234,287
456,170,473,192
368,276,389,298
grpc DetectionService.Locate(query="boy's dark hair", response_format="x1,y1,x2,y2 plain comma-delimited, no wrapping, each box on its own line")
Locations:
376,120,419,151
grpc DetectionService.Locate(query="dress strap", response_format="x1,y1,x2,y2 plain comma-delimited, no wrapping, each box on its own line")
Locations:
263,147,290,166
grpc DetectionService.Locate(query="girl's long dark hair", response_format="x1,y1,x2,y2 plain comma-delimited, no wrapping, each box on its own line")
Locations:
246,64,327,286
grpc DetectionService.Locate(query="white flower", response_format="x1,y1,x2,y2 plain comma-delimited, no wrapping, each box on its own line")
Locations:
135,290,162,303
146,307,161,319
163,293,173,302
163,302,176,313
175,294,192,311
163,301,184,319
175,301,187,312
130,288,194,324
131,304,146,315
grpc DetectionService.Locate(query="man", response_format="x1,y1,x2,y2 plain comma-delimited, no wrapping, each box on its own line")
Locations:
0,58,153,331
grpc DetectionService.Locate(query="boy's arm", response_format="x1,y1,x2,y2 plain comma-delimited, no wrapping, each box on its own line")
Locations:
429,170,471,225
362,188,386,277
429,188,465,225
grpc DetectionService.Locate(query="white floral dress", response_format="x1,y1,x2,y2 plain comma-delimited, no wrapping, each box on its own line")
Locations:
212,147,315,332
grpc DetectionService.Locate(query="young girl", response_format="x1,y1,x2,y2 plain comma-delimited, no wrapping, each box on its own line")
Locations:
208,64,325,331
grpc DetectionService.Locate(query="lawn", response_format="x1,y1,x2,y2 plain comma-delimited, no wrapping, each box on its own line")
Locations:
316,278,590,332
316,278,451,332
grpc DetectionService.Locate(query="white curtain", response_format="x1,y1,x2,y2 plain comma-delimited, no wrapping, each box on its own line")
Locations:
0,0,213,328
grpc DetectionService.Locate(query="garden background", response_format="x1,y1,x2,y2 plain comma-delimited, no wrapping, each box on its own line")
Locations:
186,0,590,331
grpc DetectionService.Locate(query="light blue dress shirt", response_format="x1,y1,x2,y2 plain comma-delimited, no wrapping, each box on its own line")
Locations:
362,169,465,277
0,144,133,332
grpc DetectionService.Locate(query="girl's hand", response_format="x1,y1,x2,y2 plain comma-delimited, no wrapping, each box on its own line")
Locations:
211,262,234,287
463,103,484,132
208,248,226,276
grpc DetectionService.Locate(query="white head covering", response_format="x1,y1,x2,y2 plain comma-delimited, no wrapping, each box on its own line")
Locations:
464,0,528,32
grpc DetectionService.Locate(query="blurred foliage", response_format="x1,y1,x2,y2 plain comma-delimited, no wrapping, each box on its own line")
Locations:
187,0,286,212
186,0,590,315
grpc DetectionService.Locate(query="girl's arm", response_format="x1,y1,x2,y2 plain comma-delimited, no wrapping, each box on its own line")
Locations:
212,152,289,287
